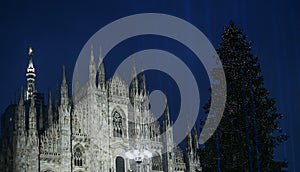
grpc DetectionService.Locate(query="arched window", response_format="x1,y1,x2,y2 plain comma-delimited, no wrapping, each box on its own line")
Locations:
113,111,123,137
152,155,162,171
74,147,83,166
116,156,125,172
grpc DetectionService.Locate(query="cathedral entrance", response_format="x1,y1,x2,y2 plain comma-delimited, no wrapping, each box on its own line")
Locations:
116,156,125,172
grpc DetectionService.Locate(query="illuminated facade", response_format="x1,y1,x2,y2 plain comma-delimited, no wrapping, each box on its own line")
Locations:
0,48,201,172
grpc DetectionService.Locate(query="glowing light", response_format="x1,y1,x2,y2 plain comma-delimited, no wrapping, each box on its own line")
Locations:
29,47,33,55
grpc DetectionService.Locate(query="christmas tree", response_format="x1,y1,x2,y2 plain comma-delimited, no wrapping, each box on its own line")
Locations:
200,21,288,172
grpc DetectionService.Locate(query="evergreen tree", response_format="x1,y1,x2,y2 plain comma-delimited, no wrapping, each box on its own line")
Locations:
200,21,288,172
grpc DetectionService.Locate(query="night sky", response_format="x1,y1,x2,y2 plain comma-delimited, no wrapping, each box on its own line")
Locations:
0,0,299,171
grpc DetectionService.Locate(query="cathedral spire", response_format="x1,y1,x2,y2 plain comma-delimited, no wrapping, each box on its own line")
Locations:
25,47,36,100
75,64,79,92
16,87,25,131
55,83,59,107
61,66,69,106
131,63,138,96
62,65,67,85
48,90,53,126
17,87,24,107
164,96,171,128
139,66,146,96
186,119,192,154
192,125,199,153
97,46,105,89
54,82,60,121
29,96,37,131
89,44,96,87
39,103,43,131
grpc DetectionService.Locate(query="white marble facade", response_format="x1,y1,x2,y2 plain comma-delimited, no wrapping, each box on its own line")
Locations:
0,48,201,172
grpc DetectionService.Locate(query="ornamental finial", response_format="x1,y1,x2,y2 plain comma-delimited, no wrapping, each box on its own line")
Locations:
29,47,33,55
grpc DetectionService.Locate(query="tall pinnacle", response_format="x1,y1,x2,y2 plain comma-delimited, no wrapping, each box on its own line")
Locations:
61,66,69,106
192,125,199,151
18,87,24,107
89,44,96,87
97,46,105,89
26,47,36,100
29,96,37,131
186,119,192,154
62,65,67,85
16,87,25,131
131,63,138,95
75,64,79,92
139,67,146,96
48,90,53,126
164,95,171,127
39,103,43,131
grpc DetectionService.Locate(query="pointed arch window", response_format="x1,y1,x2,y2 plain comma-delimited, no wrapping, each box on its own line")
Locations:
152,155,162,171
74,147,83,166
113,111,123,137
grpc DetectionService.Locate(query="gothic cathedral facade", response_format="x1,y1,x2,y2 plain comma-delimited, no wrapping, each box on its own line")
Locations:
0,48,201,172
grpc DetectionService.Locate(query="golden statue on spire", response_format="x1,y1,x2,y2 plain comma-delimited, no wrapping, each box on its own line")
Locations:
29,47,33,55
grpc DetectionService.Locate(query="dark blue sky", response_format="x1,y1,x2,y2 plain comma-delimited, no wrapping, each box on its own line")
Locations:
0,0,299,171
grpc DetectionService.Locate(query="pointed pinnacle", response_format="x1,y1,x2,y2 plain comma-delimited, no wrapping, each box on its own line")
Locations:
90,44,94,62
75,64,79,90
132,62,137,76
192,125,198,136
62,65,66,84
48,89,52,106
186,119,190,134
99,46,103,64
18,86,24,105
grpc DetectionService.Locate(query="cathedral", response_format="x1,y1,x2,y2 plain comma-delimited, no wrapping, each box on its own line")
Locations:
0,47,201,172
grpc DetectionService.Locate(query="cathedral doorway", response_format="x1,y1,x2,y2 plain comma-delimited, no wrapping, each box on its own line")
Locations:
116,156,125,172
